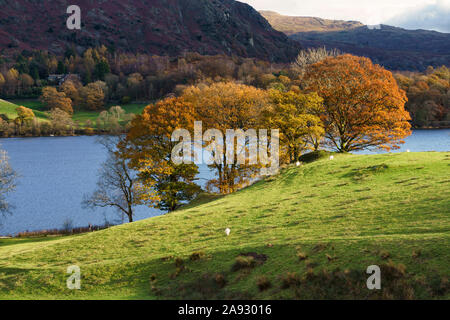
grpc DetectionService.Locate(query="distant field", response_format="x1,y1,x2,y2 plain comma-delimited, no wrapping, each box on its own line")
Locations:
0,99,49,121
71,103,148,125
0,152,448,299
5,100,149,125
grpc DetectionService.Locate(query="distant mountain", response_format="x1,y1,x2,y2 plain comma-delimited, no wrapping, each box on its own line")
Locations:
260,11,363,35
0,0,300,62
262,11,450,71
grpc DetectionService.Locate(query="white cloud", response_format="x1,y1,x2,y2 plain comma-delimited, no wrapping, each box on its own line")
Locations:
239,0,446,31
385,0,450,32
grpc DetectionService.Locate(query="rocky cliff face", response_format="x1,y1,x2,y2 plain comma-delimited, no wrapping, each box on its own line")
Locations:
0,0,300,62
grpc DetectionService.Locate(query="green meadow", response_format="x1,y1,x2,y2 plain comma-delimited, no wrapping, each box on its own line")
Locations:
1,99,148,126
0,152,449,299
0,99,49,122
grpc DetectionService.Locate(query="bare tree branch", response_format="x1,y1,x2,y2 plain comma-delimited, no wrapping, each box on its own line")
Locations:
82,136,138,223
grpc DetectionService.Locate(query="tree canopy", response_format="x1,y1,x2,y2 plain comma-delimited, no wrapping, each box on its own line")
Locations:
304,54,411,152
262,90,324,163
40,87,73,114
182,82,268,194
123,97,201,211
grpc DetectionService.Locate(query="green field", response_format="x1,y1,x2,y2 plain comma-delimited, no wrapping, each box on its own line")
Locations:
0,152,449,299
70,104,147,125
2,100,148,126
0,99,49,121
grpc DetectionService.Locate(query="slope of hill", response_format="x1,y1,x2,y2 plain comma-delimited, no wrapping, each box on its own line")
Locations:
0,99,150,127
0,0,300,62
0,99,48,121
260,11,363,35
0,152,449,299
262,11,450,71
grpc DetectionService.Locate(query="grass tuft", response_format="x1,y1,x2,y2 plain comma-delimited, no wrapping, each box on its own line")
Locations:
256,276,272,291
190,251,206,261
232,256,256,272
297,252,308,261
281,272,301,289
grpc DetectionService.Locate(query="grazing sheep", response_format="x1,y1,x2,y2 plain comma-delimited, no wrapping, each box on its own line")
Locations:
225,228,231,236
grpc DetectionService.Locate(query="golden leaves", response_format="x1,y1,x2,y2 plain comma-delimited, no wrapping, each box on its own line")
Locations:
304,54,412,152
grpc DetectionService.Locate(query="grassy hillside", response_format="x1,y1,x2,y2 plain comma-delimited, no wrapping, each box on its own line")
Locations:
0,99,49,121
2,100,148,126
0,152,449,299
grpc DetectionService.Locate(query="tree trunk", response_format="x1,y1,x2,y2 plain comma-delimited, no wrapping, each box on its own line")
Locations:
127,205,133,223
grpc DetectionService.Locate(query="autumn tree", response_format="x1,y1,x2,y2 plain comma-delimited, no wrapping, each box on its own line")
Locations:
136,157,201,212
49,108,75,135
40,87,74,114
98,110,123,133
258,73,277,89
15,106,35,125
262,90,324,163
14,106,35,134
0,118,11,137
96,106,135,134
182,82,268,194
122,97,202,212
60,80,81,107
3,68,19,96
304,54,411,152
79,81,106,111
109,106,126,121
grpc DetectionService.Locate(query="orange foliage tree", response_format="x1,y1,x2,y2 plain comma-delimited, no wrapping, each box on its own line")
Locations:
182,82,268,194
304,54,411,152
79,81,106,111
60,80,81,107
121,97,201,211
14,106,35,133
40,87,74,114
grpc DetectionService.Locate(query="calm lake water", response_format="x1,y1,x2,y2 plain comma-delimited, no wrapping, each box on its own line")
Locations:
0,129,449,236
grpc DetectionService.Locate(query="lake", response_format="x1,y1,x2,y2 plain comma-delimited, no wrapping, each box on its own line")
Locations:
0,129,449,236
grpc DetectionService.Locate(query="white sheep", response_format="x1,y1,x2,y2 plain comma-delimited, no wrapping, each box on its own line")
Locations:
296,161,301,167
329,155,334,160
225,228,231,236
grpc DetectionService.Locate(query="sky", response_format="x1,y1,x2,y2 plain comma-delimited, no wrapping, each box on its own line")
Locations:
239,0,450,32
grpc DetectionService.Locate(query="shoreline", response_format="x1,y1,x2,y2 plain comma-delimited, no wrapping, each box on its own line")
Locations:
1,223,114,238
0,127,448,140
0,132,123,139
